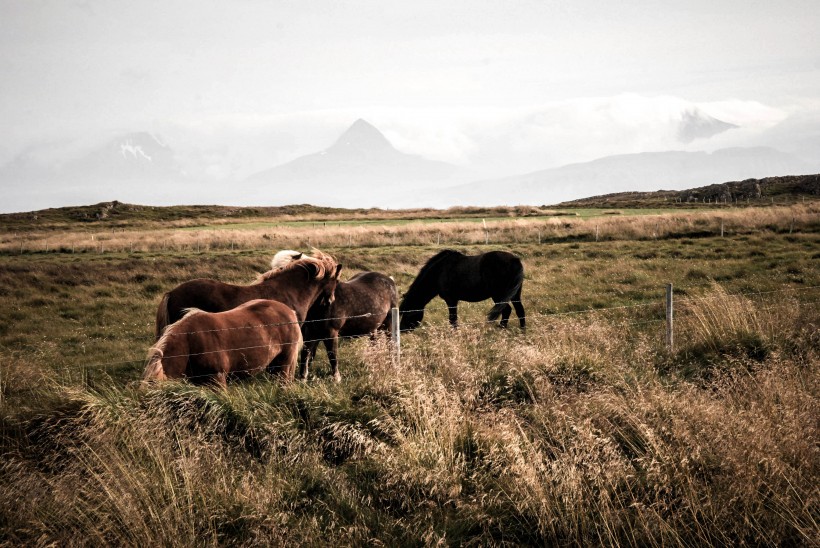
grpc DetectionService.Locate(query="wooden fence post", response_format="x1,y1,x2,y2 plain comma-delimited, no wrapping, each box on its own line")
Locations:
391,307,401,367
666,283,674,351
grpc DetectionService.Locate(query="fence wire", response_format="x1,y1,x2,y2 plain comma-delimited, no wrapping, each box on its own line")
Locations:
0,285,815,384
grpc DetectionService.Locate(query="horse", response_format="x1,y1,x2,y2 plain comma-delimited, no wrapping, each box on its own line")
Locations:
399,249,525,331
142,299,302,386
154,249,341,339
300,271,397,382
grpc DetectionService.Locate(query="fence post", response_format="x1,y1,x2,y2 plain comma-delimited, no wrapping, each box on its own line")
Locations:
391,307,401,367
666,283,674,352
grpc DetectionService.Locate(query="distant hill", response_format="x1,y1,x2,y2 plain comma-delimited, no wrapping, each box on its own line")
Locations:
0,201,383,230
1,132,188,213
244,119,459,207
0,199,558,231
558,174,820,208
417,147,816,208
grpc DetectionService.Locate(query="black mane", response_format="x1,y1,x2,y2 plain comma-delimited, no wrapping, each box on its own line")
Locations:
403,249,463,303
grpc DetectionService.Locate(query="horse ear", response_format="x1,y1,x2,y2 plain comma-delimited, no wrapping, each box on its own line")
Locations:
294,252,303,259
334,264,343,278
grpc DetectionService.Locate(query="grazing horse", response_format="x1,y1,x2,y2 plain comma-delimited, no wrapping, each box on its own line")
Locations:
300,271,397,382
155,249,342,339
399,249,525,331
142,299,302,386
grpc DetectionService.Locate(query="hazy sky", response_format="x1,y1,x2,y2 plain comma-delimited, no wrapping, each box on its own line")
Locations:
1,0,819,172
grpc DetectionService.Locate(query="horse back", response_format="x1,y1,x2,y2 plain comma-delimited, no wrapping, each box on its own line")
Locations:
178,299,300,380
165,278,249,324
305,271,396,337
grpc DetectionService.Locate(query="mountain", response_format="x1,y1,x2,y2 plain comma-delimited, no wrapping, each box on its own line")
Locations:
411,147,817,208
61,132,183,182
244,119,459,207
1,132,188,213
676,109,738,143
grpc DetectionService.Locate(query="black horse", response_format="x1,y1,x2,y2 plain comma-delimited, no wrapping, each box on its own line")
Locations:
399,249,525,331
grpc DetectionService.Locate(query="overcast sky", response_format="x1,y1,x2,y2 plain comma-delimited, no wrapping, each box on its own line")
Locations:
1,0,819,178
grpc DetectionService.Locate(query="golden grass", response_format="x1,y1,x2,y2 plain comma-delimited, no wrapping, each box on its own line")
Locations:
2,203,818,255
0,212,818,545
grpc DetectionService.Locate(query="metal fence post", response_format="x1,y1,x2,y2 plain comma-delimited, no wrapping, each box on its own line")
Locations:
391,307,401,367
666,283,674,351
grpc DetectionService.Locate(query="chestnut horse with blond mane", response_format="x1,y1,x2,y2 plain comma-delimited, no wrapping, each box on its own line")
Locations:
142,299,302,386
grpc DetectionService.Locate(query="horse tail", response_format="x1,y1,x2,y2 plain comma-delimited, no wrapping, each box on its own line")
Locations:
142,337,168,382
155,292,171,340
487,262,524,322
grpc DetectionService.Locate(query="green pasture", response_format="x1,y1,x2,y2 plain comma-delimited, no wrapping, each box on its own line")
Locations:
179,207,700,231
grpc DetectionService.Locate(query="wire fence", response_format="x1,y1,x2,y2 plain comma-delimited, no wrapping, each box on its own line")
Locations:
0,283,817,389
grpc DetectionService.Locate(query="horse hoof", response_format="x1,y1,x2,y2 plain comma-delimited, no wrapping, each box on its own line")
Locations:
332,373,342,383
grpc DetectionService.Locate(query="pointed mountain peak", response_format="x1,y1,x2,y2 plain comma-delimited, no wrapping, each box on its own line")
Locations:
332,118,394,151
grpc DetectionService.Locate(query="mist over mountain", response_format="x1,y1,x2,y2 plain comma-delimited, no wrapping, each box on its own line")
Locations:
1,94,818,213
413,147,816,207
676,110,738,143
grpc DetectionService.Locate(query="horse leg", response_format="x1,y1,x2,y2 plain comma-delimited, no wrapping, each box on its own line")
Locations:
324,331,341,383
210,372,228,389
498,303,512,328
300,340,318,381
513,294,526,330
446,300,459,328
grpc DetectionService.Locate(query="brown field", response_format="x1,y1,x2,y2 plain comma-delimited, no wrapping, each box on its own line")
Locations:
0,202,818,546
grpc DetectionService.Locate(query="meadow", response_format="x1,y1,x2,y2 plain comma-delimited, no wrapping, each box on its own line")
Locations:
0,203,818,546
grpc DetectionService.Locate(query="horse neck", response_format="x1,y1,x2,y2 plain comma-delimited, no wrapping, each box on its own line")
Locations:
402,266,440,311
258,270,325,320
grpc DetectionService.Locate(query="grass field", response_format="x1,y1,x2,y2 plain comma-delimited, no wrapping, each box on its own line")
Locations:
0,203,818,545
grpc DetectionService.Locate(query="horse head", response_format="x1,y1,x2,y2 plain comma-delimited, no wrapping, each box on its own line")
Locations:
316,263,343,308
398,300,424,331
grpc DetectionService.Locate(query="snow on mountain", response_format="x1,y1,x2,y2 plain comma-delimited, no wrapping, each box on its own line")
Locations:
1,132,188,213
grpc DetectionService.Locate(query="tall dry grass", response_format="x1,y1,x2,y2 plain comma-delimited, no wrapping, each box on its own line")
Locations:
2,284,817,545
2,203,818,255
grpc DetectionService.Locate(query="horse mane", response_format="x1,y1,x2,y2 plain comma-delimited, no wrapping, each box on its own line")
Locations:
403,249,463,303
249,250,303,284
270,249,303,270
254,249,337,284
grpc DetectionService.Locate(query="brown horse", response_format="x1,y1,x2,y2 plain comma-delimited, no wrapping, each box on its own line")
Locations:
300,271,397,382
142,299,302,386
155,250,341,339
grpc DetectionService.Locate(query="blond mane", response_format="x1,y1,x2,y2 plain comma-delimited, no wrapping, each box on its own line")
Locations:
254,249,337,284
